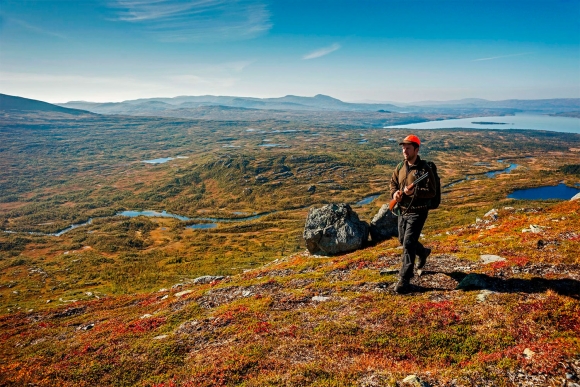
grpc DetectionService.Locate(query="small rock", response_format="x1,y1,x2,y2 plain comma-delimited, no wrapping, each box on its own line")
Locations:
140,314,153,319
193,275,225,284
307,185,316,193
171,283,184,289
84,292,93,297
160,295,168,301
571,192,580,201
484,209,498,218
312,296,331,302
153,335,168,340
158,288,168,293
78,323,94,331
174,290,193,298
46,300,52,304
402,374,428,387
523,348,535,359
480,254,506,264
529,224,543,233
476,290,494,302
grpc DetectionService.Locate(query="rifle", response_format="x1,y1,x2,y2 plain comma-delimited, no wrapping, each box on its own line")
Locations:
388,171,430,211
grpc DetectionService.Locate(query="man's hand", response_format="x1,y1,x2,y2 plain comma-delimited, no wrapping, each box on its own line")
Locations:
393,190,403,202
403,185,415,196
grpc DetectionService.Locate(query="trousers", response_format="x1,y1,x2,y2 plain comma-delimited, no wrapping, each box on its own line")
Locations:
398,210,429,280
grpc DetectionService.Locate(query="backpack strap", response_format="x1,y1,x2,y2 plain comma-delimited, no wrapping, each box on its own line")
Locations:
396,161,404,174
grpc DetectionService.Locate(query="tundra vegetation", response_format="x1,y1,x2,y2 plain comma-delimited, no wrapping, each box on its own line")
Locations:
0,109,579,386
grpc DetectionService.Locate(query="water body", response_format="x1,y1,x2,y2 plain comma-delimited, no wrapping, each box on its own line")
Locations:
384,113,580,134
485,164,518,178
142,156,188,164
508,183,580,200
118,210,190,221
443,162,518,188
187,223,217,229
259,144,287,148
355,194,380,205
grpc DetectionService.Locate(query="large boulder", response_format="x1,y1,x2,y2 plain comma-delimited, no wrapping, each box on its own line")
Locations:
369,204,398,242
303,203,369,255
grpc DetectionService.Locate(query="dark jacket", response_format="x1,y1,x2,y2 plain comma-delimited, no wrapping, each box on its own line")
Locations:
390,156,436,212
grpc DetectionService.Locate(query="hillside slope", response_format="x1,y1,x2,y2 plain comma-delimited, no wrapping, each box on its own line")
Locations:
0,94,92,115
1,200,579,387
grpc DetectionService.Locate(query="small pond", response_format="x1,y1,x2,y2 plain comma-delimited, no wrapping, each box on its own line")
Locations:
508,183,580,200
187,223,218,229
142,156,188,164
355,194,380,206
118,210,190,221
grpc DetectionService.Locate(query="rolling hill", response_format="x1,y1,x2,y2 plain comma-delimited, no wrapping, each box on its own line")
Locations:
0,93,93,116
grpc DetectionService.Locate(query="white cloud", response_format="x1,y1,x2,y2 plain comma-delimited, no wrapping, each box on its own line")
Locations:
472,52,534,62
302,43,341,60
109,0,272,42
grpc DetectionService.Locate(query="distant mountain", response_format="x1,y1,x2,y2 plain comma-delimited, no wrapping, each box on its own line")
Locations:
0,93,92,115
60,94,580,117
59,94,401,115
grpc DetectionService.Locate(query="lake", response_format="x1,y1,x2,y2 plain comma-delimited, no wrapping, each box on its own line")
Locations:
508,183,580,200
384,113,580,134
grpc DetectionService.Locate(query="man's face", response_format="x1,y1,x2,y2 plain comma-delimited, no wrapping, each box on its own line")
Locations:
402,143,418,161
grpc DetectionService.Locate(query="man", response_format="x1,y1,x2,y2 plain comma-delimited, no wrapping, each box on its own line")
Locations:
390,134,436,294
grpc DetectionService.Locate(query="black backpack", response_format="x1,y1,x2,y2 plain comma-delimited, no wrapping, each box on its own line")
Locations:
425,161,441,210
395,160,441,210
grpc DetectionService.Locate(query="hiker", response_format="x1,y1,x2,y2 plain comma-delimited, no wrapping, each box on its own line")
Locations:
390,134,436,293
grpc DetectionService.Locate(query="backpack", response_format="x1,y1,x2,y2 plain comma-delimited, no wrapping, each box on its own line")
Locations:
395,160,441,210
425,161,441,209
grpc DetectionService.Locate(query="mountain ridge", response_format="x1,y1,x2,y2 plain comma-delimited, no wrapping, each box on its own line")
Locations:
58,94,580,116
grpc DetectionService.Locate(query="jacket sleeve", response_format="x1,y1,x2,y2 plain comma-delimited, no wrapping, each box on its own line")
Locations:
415,164,436,199
390,168,400,199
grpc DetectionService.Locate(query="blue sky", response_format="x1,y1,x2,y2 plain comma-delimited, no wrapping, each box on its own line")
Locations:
0,0,578,103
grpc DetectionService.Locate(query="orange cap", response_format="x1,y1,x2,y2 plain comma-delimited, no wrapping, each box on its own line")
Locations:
399,134,421,146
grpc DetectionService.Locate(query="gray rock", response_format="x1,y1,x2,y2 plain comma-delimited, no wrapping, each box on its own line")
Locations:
307,185,316,193
480,254,506,264
303,203,369,255
484,208,498,219
523,348,535,359
457,274,489,290
369,204,398,242
193,275,225,284
476,289,495,302
402,374,429,387
174,290,193,298
572,192,580,201
311,296,331,302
